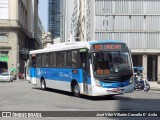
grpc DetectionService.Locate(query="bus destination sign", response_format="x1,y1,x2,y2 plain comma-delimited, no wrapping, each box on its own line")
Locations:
93,44,125,51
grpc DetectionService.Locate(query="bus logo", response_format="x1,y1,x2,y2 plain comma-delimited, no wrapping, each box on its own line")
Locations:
59,72,70,78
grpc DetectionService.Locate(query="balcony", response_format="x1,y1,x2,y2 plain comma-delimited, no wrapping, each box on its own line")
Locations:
0,19,32,37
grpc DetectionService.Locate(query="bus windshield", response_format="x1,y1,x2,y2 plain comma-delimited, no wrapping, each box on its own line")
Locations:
92,51,132,80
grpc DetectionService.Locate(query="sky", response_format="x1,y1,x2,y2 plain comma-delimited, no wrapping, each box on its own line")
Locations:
38,0,48,32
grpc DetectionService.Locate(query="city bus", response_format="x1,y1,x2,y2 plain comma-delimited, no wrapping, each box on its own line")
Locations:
29,40,134,97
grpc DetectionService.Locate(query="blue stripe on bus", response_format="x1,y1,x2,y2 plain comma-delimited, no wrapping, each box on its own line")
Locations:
30,68,35,77
30,68,91,84
100,80,130,88
30,67,130,87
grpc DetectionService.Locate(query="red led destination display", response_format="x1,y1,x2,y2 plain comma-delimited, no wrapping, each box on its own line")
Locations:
93,44,124,50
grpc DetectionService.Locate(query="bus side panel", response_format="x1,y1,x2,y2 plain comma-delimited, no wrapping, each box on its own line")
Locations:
35,68,85,92
45,80,72,92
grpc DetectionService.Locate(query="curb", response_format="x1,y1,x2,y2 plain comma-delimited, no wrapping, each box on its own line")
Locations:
150,88,160,91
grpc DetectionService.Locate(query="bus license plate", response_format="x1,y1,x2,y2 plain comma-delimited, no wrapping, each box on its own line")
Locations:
112,88,124,93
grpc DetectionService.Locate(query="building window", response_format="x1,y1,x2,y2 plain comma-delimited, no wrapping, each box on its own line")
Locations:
0,34,8,41
0,0,8,19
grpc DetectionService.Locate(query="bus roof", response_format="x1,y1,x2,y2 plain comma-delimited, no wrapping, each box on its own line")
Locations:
29,40,126,54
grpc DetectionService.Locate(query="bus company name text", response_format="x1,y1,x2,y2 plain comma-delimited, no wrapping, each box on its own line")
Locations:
2,112,43,118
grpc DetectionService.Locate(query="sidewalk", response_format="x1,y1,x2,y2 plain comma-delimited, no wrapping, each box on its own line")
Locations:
148,81,160,91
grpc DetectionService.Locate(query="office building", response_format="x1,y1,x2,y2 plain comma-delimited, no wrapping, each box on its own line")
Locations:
0,0,41,79
48,0,61,39
72,0,160,83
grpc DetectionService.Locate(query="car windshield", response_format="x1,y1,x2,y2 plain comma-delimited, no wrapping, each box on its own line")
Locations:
92,51,133,79
1,73,9,76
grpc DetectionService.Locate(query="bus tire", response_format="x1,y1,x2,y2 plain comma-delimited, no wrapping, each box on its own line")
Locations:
72,82,81,97
41,78,46,90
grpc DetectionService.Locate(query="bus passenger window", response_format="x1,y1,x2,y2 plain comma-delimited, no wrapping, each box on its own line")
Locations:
32,56,36,67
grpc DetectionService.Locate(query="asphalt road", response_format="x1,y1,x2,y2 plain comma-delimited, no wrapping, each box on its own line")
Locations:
0,80,160,120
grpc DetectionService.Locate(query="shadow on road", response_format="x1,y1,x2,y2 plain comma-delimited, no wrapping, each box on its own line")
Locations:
32,87,132,101
33,87,73,96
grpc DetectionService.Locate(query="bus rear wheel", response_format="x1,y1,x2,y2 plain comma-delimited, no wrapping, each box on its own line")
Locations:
41,79,46,90
72,82,81,97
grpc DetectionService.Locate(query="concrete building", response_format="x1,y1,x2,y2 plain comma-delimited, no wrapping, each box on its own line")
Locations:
53,37,61,44
0,0,41,79
49,0,77,42
42,32,53,48
71,0,160,83
70,0,81,42
61,0,75,42
37,17,43,48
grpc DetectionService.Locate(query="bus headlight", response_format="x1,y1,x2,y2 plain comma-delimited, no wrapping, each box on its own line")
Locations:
129,76,133,84
95,78,101,87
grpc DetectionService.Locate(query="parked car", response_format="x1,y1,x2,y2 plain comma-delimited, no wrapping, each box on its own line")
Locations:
0,72,13,82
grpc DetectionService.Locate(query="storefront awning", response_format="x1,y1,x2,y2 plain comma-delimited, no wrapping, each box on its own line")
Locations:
0,54,8,62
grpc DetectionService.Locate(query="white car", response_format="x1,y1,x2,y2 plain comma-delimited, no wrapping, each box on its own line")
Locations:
0,73,13,82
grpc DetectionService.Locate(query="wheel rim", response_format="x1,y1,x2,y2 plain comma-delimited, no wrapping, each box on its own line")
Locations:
74,84,80,95
41,80,45,89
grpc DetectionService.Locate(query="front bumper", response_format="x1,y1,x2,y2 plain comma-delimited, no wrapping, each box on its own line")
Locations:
91,84,134,96
0,78,10,82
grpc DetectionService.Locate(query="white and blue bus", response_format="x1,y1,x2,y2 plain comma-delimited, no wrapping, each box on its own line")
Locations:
29,40,134,97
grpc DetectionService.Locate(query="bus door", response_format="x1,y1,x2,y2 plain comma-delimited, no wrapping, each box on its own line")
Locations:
31,55,36,84
80,49,89,94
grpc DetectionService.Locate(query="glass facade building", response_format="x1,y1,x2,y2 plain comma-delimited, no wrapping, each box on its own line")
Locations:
48,0,61,38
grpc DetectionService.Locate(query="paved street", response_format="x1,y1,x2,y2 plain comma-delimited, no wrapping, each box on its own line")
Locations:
0,80,160,120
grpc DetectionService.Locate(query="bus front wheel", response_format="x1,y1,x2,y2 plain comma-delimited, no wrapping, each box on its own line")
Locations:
41,79,46,90
72,82,81,97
